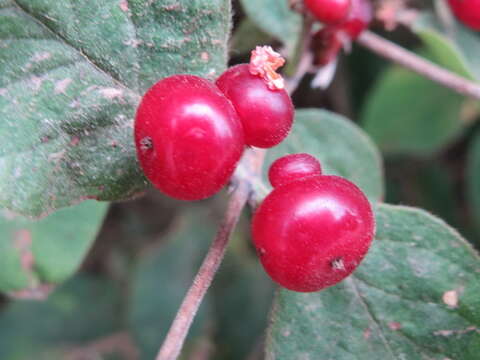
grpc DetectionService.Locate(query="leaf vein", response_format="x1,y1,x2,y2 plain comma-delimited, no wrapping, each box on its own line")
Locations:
347,277,399,360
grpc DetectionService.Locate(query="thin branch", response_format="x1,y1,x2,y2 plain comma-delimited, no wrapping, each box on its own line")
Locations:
357,30,480,100
155,148,265,360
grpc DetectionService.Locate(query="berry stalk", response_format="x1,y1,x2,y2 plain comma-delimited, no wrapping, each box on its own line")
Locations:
156,180,250,360
155,147,266,360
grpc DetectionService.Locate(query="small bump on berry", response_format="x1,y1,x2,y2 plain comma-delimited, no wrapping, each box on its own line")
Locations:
139,136,153,152
269,153,322,188
331,258,346,271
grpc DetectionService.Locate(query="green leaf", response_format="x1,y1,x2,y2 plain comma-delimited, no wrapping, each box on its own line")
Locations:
361,63,464,155
0,0,231,217
128,207,216,360
231,18,274,55
264,109,384,202
239,0,301,55
0,274,122,360
467,130,480,229
266,204,480,360
0,200,108,297
413,12,480,80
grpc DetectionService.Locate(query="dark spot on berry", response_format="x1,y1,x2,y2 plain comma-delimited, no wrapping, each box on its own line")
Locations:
331,257,345,271
140,136,153,152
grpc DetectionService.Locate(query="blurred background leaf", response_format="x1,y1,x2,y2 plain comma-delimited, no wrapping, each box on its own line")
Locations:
239,0,301,56
361,58,465,156
0,201,108,298
230,18,274,56
0,274,125,360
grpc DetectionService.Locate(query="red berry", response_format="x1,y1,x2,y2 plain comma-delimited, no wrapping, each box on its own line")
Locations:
134,75,244,200
304,0,352,25
268,153,322,188
448,0,480,30
338,0,373,39
310,0,372,65
216,64,294,148
252,175,374,292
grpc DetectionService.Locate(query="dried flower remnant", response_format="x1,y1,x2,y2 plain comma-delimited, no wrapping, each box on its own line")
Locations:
249,46,286,90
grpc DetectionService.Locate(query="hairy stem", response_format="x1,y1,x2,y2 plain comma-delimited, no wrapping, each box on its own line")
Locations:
155,149,265,360
357,30,480,100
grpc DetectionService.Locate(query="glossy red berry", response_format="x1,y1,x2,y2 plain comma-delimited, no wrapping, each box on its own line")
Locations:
448,0,480,30
268,153,322,188
252,175,374,292
304,0,351,25
216,64,294,148
134,75,244,201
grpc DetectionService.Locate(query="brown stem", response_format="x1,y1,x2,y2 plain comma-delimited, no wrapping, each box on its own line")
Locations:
357,30,480,100
155,149,265,360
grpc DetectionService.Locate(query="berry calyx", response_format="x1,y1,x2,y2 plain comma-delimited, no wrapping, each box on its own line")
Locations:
216,48,294,148
252,174,374,292
249,46,286,90
134,74,244,201
268,153,322,188
448,0,480,30
304,0,352,25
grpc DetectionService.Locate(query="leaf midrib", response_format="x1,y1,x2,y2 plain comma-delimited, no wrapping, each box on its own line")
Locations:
346,277,399,360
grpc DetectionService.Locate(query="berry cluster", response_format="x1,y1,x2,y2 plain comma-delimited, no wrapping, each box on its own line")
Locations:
305,0,373,66
134,46,374,293
252,154,375,292
134,46,293,200
448,0,480,30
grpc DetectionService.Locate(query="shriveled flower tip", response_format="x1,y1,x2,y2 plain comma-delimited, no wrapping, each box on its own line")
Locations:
249,45,286,90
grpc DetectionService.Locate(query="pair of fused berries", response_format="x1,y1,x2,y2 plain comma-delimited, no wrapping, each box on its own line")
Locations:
252,153,375,292
134,46,293,200
448,0,480,30
305,0,373,66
